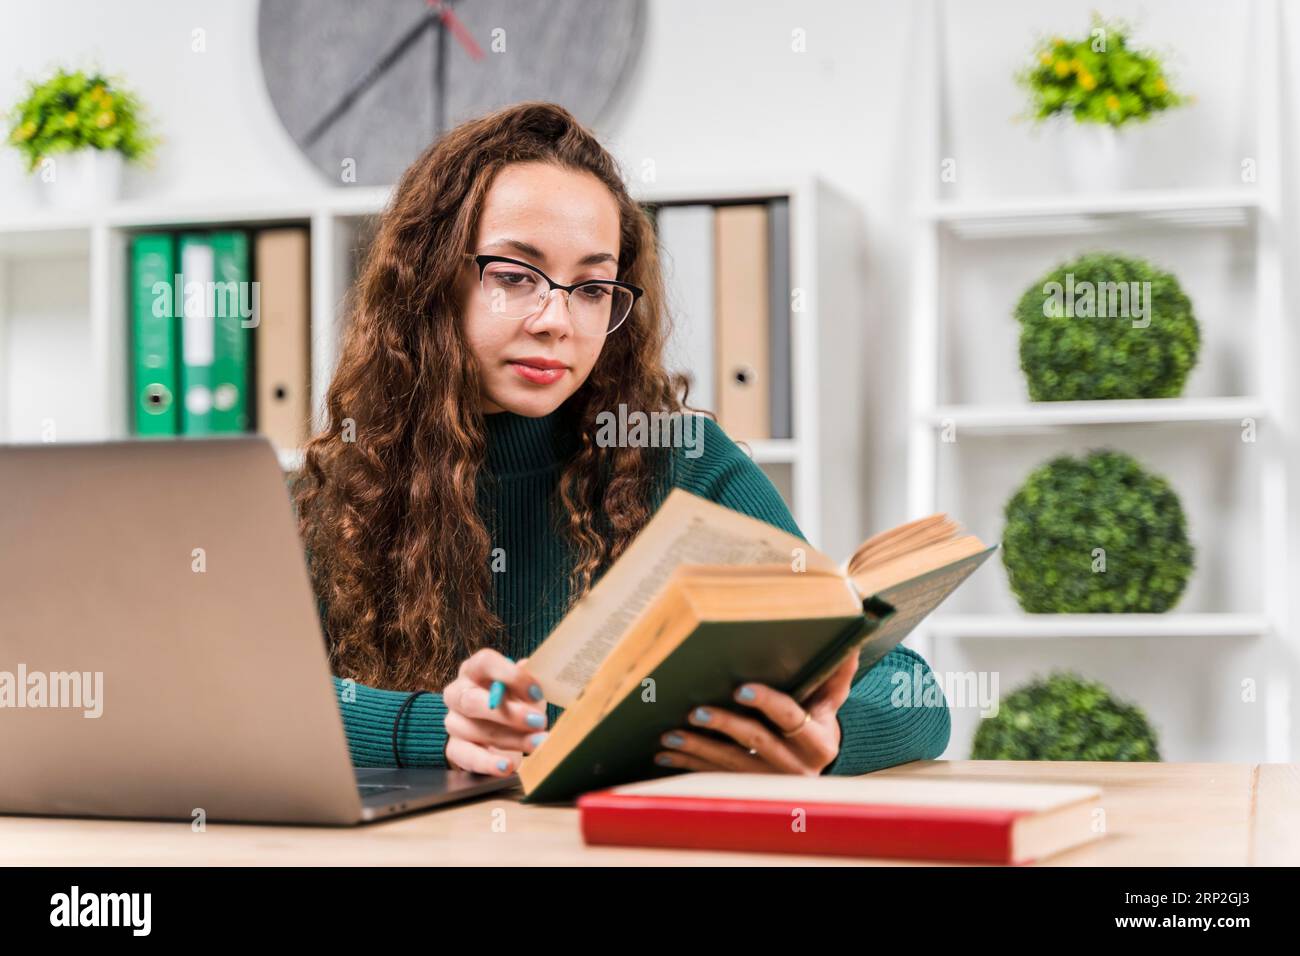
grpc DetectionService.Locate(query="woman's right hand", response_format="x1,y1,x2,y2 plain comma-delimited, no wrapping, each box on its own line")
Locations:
441,649,549,776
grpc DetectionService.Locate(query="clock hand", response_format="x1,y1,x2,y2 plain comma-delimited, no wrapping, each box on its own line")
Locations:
302,9,437,148
428,0,485,61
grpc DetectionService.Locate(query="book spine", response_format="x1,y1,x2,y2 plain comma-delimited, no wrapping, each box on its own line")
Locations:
179,233,215,435
715,204,771,439
657,204,715,410
767,197,792,439
130,233,179,436
209,230,251,433
253,227,311,453
579,795,1019,863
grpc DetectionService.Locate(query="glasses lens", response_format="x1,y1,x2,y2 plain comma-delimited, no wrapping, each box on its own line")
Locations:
572,282,633,334
481,261,632,334
481,260,546,318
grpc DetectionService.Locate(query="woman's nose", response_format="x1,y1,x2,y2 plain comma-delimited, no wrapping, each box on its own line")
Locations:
523,287,574,334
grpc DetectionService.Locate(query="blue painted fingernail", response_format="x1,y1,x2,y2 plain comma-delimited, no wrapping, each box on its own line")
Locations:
529,684,544,701
736,686,756,702
530,733,546,748
487,680,505,710
496,758,510,772
656,755,675,766
693,707,711,723
526,711,546,729
665,733,685,747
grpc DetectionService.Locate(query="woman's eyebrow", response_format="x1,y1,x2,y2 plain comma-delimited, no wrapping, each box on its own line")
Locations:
484,238,616,268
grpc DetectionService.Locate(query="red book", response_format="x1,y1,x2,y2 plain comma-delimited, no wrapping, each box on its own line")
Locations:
578,772,1103,864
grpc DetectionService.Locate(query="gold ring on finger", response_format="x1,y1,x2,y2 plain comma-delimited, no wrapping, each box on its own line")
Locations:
782,710,812,738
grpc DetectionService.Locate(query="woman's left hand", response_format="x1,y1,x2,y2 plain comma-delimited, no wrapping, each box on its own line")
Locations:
653,648,860,776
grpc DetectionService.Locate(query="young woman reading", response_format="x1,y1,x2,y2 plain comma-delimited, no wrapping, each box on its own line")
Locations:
293,101,951,780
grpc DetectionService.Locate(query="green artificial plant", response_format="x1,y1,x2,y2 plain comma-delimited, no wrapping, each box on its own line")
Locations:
972,671,1161,761
1015,252,1200,402
1019,15,1187,127
1001,449,1194,613
6,67,156,173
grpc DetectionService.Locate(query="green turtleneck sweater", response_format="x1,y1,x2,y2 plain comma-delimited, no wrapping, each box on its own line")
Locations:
329,407,951,777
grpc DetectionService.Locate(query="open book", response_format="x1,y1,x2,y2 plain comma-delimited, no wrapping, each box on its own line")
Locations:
518,489,997,803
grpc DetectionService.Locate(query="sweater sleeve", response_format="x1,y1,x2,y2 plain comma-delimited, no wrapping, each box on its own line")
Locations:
670,415,951,775
820,645,951,776
333,676,452,769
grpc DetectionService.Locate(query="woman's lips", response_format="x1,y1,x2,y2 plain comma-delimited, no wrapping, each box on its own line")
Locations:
508,361,567,385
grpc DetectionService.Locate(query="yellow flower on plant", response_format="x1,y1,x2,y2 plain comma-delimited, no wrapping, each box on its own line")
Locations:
1039,52,1053,66
1105,94,1120,111
95,110,115,129
1154,77,1168,94
16,120,37,140
1079,71,1097,91
1053,59,1071,78
63,111,78,127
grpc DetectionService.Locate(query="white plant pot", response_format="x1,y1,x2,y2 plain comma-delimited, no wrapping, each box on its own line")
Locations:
1058,122,1131,194
32,148,124,209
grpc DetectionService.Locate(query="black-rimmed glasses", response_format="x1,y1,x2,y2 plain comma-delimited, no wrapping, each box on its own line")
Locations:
464,253,642,336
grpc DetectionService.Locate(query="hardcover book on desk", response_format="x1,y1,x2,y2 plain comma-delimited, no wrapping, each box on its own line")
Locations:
578,772,1104,864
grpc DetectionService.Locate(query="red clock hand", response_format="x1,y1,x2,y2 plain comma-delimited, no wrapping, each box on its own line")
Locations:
427,0,485,61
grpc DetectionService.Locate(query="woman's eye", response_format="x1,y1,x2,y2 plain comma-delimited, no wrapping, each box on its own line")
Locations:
496,271,534,287
577,284,611,300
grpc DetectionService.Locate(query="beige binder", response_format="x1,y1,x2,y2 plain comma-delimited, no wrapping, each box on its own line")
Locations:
714,205,770,440
254,228,311,455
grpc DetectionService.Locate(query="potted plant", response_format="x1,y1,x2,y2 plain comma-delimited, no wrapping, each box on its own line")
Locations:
6,67,157,208
972,671,1161,761
1018,16,1187,192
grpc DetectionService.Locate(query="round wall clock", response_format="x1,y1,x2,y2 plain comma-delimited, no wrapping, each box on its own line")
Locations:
256,0,645,186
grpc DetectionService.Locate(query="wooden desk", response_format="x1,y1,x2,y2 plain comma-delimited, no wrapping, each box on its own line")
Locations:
1,761,1295,866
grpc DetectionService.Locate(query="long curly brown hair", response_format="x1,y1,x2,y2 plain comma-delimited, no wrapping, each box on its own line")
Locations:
293,101,702,694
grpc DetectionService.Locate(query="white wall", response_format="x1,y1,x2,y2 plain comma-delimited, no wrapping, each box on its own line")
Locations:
1,0,1296,761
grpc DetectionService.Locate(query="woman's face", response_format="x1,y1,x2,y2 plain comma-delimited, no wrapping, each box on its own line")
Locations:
460,161,623,417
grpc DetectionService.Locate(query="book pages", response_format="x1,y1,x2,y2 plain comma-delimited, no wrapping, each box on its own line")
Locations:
525,489,839,707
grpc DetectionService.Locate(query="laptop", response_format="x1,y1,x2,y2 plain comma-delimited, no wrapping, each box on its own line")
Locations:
0,436,519,824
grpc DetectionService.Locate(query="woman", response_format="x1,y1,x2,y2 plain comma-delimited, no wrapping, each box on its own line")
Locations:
293,101,950,779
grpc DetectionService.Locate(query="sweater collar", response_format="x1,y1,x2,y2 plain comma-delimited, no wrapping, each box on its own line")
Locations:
483,403,581,476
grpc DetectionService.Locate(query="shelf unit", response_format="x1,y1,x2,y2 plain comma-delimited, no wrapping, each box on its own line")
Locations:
0,175,865,557
909,0,1290,762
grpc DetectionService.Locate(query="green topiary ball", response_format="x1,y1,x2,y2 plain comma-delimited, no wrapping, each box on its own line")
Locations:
972,671,1161,761
1002,449,1194,613
1015,252,1200,401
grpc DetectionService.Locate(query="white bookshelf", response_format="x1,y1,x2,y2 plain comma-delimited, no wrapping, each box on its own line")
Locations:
927,613,1273,641
926,397,1267,431
910,0,1290,762
0,175,865,557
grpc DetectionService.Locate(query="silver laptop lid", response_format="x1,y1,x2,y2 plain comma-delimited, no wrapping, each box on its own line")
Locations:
0,436,363,824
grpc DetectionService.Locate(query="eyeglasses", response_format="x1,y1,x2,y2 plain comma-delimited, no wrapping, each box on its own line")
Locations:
464,253,642,336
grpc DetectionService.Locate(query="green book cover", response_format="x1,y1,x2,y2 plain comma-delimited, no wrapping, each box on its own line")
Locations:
180,231,250,435
516,489,997,805
520,599,894,805
847,543,1000,688
521,545,1000,805
130,233,179,436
